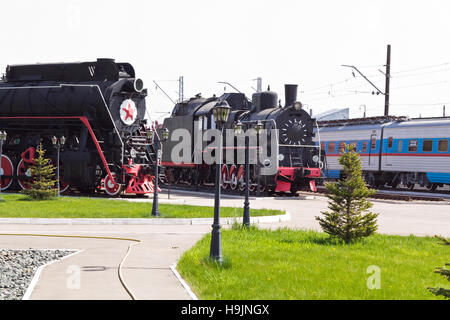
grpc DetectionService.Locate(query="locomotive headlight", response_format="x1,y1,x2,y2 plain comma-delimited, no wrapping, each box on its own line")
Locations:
278,154,285,161
313,155,319,163
294,101,302,110
134,79,144,92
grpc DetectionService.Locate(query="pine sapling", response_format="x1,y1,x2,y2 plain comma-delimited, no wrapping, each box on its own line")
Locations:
316,144,379,244
22,143,57,200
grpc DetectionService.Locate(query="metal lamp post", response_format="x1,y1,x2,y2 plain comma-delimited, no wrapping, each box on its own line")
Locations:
149,128,169,217
210,102,231,263
52,136,66,197
0,131,7,201
234,121,251,227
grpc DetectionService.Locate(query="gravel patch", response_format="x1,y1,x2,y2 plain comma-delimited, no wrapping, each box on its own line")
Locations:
0,249,74,300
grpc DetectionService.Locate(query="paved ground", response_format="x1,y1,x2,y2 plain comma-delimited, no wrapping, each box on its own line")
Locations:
0,190,448,300
0,224,209,300
156,190,450,237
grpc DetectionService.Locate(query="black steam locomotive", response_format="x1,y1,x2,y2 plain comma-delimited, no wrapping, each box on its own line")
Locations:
0,59,157,196
161,84,323,194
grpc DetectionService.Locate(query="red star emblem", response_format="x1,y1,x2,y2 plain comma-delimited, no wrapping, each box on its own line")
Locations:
122,103,135,121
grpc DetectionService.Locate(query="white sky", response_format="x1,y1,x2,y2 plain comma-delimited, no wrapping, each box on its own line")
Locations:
2,0,450,121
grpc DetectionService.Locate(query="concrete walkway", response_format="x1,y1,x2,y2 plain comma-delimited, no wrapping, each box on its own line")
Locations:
0,224,209,300
0,190,448,300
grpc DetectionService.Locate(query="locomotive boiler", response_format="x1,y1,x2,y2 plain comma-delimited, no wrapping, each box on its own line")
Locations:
161,84,323,194
0,59,157,195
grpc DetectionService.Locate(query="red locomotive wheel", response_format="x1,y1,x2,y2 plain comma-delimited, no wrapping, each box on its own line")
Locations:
0,155,14,191
221,165,229,190
17,158,33,190
229,165,238,190
57,181,70,193
48,160,70,194
259,183,266,193
237,165,245,191
249,180,257,192
104,173,123,196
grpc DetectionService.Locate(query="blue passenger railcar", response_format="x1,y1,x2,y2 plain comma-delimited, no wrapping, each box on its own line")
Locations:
315,117,450,190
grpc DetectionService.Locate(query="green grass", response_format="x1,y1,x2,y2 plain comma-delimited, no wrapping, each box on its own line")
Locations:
177,226,449,300
0,194,282,219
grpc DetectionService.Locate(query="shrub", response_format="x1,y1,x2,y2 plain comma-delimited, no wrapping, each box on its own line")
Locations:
22,143,57,200
315,144,378,244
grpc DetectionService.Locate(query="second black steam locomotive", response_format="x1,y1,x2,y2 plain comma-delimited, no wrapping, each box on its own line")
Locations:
161,84,323,194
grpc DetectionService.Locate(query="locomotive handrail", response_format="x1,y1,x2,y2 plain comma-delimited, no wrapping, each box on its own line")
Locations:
314,120,326,175
240,118,277,129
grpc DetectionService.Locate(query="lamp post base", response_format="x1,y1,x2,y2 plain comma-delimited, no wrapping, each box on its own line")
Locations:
210,223,222,263
151,196,160,217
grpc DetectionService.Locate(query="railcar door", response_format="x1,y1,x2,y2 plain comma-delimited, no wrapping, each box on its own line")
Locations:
385,136,393,167
368,133,377,167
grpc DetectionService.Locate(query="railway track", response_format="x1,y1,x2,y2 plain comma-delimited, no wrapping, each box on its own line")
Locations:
3,182,449,202
158,183,450,202
156,181,450,202
314,186,449,202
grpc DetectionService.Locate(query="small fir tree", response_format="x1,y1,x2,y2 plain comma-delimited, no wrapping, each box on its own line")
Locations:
22,143,57,200
427,236,450,299
316,144,378,244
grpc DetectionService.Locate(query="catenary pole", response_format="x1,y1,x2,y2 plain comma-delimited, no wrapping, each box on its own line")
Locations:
384,44,391,116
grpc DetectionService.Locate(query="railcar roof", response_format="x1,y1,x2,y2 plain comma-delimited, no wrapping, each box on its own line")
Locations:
317,123,388,132
385,117,450,128
317,116,450,132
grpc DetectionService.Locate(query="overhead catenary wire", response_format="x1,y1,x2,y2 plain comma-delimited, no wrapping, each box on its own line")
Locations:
304,78,450,103
391,61,450,75
302,62,450,99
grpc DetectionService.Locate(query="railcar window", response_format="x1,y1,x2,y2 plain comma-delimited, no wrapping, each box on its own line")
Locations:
438,139,449,152
327,143,335,153
338,142,346,153
362,141,368,153
350,142,357,151
397,140,403,152
388,137,393,149
371,138,376,150
422,140,433,152
408,140,418,152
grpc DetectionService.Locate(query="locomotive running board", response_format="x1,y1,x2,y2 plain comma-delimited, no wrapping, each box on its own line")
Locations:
0,116,117,186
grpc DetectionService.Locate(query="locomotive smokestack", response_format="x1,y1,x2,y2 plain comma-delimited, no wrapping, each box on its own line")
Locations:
284,84,298,107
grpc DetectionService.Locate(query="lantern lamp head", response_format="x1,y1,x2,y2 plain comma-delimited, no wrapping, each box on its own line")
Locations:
254,121,263,134
234,121,243,135
213,102,231,126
